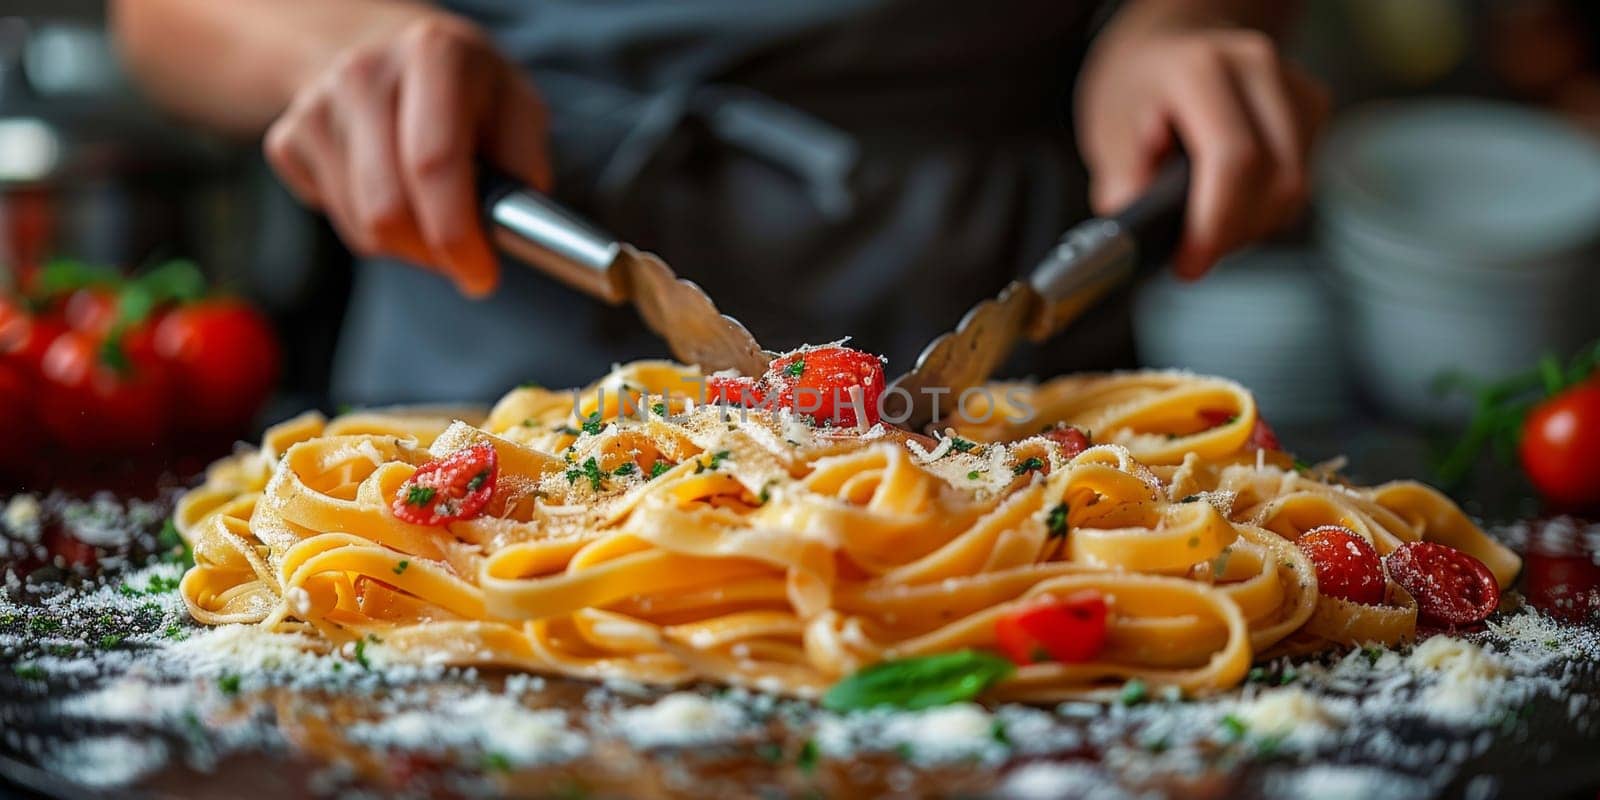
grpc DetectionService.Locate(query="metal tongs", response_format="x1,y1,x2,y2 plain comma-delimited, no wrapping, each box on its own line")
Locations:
884,156,1190,429
481,157,1188,428
480,170,773,377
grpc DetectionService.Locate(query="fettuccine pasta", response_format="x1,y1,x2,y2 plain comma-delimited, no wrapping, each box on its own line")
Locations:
176,362,1518,701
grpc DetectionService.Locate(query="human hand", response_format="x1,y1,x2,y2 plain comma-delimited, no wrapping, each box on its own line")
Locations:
1076,11,1330,278
264,14,550,296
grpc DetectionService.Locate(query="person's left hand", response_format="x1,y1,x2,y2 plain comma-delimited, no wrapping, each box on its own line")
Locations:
1075,11,1330,278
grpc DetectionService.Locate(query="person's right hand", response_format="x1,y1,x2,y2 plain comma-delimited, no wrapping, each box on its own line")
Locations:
264,14,550,297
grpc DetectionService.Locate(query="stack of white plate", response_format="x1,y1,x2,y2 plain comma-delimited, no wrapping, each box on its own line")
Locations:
1316,99,1600,424
1133,248,1350,426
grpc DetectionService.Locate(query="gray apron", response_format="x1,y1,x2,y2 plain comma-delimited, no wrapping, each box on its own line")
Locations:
333,0,1123,403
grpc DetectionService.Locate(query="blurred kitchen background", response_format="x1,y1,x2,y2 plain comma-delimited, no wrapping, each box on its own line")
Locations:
3,0,1600,514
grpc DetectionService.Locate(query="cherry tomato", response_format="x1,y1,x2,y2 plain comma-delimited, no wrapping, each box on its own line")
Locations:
1043,424,1091,458
1296,525,1385,605
63,288,118,336
1199,408,1280,451
705,374,763,406
994,590,1108,666
392,443,498,525
39,328,173,452
763,345,885,427
1520,380,1600,510
0,298,67,375
1385,541,1501,627
153,300,282,433
0,361,38,473
1248,418,1282,451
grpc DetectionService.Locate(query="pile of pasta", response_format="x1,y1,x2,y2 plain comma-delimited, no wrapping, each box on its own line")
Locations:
176,362,1520,701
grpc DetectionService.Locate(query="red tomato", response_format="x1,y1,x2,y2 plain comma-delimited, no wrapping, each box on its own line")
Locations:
763,346,885,427
1520,380,1600,510
1199,409,1280,451
1043,424,1091,458
994,591,1108,666
0,361,38,472
392,443,498,525
0,299,67,375
705,374,763,406
1296,526,1385,605
153,300,282,433
1248,418,1282,451
63,288,118,336
1385,541,1501,626
39,329,173,452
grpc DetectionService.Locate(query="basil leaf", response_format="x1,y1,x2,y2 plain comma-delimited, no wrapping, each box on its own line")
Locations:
821,650,1013,711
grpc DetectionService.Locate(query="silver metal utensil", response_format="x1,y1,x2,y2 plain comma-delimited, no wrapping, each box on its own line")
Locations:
885,156,1191,430
482,171,773,377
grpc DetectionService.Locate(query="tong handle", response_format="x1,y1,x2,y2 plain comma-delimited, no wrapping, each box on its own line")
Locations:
479,166,628,304
1025,154,1190,341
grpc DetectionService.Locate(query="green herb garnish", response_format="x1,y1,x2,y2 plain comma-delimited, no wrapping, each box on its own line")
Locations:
466,470,490,492
218,673,242,695
581,412,604,435
353,638,371,670
13,664,45,680
967,470,982,480
404,485,437,507
786,359,806,378
1220,714,1248,741
949,438,977,453
483,752,512,772
797,739,819,773
1013,457,1045,476
821,650,1014,711
652,403,667,417
393,560,409,575
649,461,671,479
1118,678,1148,706
613,462,636,477
1045,503,1069,540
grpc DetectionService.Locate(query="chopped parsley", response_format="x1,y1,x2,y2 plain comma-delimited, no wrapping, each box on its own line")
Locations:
353,638,372,670
404,485,437,507
1220,714,1248,741
13,664,45,680
1362,645,1384,666
796,739,819,773
393,560,409,575
98,634,123,649
1118,678,1148,706
967,470,982,480
1180,494,1201,503
1292,457,1312,473
566,458,606,491
651,402,667,417
613,462,636,477
649,461,671,479
785,358,806,378
758,480,776,505
1013,456,1045,475
1045,502,1069,539
218,673,242,695
466,469,490,492
949,437,977,453
120,574,181,596
580,412,605,436
696,450,733,474
483,752,512,772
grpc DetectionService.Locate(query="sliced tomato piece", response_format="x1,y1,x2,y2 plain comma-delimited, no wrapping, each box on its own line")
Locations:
705,374,763,406
994,591,1108,666
1042,424,1091,458
1296,525,1385,605
1248,418,1282,451
392,443,498,525
763,345,885,428
1385,541,1501,626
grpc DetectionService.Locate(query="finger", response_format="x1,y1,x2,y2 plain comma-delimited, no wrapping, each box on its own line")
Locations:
1226,47,1310,225
395,23,499,297
1087,109,1171,216
328,55,438,269
1165,51,1270,278
264,106,326,209
482,73,554,192
283,101,375,256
